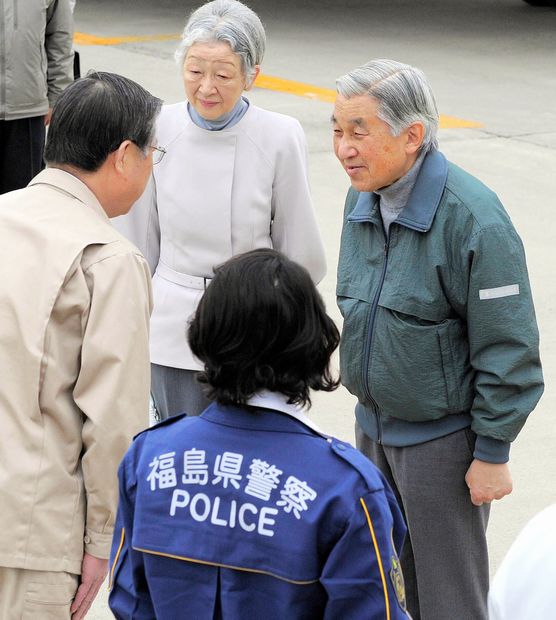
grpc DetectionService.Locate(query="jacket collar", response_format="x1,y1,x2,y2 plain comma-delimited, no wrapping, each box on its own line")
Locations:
347,149,448,232
200,396,329,439
246,391,325,436
28,168,108,221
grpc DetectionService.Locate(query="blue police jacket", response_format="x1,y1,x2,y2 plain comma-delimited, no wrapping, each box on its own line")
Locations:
109,396,410,619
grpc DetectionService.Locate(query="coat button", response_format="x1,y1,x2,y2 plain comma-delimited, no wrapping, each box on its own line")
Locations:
84,535,91,544
336,443,346,451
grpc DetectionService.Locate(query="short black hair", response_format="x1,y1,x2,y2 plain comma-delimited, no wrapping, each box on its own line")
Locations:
44,71,162,172
188,249,340,408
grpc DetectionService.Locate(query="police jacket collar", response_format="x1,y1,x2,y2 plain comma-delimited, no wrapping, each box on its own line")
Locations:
348,149,448,232
247,391,325,436
200,392,328,438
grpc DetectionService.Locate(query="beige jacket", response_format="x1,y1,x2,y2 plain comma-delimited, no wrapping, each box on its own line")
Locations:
0,169,152,574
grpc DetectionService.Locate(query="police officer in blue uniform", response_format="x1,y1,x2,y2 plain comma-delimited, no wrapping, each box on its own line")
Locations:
109,249,410,619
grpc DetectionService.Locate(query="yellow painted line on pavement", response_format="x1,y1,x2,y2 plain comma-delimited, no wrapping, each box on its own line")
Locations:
256,75,482,128
74,31,482,129
255,73,337,103
74,32,180,46
439,114,482,129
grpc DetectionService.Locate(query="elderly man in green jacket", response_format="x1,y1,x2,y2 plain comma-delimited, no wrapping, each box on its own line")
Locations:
333,59,543,620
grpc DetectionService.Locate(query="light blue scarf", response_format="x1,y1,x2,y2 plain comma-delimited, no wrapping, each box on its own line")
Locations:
187,96,249,131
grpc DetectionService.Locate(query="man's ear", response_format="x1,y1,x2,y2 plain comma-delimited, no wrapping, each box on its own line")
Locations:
244,66,260,91
113,140,133,174
405,122,425,155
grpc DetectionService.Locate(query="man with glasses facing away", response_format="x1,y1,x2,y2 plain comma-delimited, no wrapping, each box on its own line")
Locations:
0,71,161,619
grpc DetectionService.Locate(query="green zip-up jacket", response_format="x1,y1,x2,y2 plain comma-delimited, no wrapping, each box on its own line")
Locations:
337,149,543,463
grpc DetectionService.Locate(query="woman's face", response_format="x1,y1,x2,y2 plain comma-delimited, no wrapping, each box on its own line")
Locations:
183,41,258,120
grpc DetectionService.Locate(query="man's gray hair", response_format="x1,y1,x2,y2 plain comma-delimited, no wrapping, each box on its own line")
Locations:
44,71,162,172
175,0,266,82
336,59,439,152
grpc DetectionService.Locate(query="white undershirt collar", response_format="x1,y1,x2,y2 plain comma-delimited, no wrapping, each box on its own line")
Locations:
246,390,326,436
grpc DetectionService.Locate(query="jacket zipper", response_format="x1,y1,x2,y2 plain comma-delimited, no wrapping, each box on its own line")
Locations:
361,233,390,444
0,0,6,117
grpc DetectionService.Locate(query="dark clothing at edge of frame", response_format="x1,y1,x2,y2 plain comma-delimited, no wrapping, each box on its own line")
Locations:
0,0,73,193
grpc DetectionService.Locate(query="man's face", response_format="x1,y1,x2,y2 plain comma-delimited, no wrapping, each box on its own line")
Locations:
333,94,415,192
113,143,154,217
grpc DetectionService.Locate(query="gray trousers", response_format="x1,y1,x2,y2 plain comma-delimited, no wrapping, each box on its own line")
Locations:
151,363,211,420
356,424,490,620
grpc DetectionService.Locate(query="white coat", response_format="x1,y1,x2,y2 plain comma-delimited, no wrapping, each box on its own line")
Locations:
114,101,326,370
488,503,556,620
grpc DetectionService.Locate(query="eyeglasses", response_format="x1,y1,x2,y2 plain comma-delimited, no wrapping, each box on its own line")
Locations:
151,145,166,165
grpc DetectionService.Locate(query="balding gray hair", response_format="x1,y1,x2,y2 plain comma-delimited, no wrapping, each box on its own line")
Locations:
44,71,162,172
175,0,266,82
336,59,439,153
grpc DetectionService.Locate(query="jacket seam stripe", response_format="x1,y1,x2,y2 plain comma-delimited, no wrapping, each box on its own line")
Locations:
359,497,391,620
108,528,125,591
132,546,319,585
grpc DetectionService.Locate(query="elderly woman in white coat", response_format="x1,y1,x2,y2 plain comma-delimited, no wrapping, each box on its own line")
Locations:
114,0,326,420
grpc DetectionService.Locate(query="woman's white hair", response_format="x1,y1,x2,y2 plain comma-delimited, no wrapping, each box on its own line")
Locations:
175,0,266,82
336,59,439,152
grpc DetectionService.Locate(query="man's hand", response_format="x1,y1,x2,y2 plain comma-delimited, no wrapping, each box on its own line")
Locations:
465,459,513,506
70,552,109,619
44,108,53,126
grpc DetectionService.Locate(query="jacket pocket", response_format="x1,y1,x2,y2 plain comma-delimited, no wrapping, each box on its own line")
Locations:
8,40,47,109
368,306,473,421
23,573,78,619
337,292,372,402
437,317,474,414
